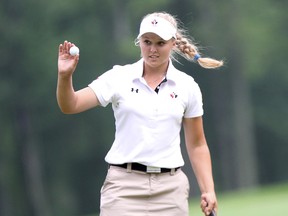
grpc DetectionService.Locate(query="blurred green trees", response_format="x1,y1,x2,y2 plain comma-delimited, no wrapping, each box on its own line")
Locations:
0,0,287,215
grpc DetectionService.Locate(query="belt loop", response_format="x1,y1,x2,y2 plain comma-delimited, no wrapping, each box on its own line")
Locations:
170,168,176,176
127,163,132,173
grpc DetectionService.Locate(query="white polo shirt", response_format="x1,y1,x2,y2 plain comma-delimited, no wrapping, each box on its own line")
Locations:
88,59,203,168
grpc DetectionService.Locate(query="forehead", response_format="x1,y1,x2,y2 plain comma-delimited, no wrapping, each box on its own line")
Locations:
141,33,166,41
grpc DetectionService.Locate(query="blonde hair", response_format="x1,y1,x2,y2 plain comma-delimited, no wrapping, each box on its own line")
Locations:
138,12,224,69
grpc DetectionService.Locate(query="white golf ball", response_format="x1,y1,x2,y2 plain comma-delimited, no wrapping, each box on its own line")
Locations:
69,46,79,56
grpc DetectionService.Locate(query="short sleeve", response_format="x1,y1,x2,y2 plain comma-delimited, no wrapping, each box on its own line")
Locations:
88,68,117,107
183,78,204,118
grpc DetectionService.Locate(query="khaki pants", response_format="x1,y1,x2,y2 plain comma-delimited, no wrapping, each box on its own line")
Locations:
100,165,190,216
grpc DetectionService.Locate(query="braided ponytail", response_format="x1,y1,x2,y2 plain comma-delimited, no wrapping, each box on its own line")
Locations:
147,12,224,69
175,33,223,69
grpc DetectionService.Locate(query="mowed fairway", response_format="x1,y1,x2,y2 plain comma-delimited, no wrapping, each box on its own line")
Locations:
189,182,288,216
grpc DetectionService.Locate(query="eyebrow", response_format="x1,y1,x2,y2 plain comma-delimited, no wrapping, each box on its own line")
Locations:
142,36,165,42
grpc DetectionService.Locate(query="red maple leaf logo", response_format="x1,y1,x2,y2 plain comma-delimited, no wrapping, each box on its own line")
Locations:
151,19,158,26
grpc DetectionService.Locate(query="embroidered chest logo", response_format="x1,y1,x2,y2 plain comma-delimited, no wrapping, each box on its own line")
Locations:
151,19,158,26
131,88,139,93
170,92,178,98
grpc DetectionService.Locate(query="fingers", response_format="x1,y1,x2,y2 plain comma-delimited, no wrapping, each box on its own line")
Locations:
201,193,217,216
201,199,208,211
59,41,78,56
58,40,80,76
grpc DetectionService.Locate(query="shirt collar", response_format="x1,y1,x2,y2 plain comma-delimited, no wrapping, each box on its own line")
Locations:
132,58,178,84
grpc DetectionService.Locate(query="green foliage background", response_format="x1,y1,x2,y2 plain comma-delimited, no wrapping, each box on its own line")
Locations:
0,0,287,215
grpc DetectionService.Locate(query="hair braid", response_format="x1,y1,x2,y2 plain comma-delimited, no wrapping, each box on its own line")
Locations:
175,33,223,69
135,12,224,69
144,12,224,69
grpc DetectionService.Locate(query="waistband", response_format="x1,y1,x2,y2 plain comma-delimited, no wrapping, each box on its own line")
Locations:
109,163,180,174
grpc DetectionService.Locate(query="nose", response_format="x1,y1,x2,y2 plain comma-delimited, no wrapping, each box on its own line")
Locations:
150,44,157,53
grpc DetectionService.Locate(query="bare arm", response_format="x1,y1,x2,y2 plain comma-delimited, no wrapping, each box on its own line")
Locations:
183,116,217,216
56,41,100,114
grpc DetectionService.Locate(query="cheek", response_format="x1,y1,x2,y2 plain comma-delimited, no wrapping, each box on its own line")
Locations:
161,47,173,57
139,45,149,56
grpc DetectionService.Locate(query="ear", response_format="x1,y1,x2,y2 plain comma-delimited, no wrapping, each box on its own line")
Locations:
172,38,176,46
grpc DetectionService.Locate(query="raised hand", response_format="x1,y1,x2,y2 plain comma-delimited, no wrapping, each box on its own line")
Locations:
58,40,79,78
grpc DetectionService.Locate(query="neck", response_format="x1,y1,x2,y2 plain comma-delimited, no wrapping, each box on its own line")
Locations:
142,61,169,89
142,61,169,77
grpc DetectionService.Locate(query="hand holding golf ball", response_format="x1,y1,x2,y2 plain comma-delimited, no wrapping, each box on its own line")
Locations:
58,41,80,76
69,46,80,56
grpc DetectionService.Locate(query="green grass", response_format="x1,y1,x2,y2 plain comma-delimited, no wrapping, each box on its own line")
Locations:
189,182,288,215
84,182,288,216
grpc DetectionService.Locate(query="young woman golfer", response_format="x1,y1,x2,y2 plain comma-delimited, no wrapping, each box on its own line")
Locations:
57,11,223,216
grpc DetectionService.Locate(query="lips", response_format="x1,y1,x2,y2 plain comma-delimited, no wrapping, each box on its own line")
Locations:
149,55,159,59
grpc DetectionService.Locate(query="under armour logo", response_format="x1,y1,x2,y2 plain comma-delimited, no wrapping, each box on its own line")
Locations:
151,19,158,26
131,88,139,93
170,92,178,98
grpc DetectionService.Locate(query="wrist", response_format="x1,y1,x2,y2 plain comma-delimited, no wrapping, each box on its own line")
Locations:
58,72,73,81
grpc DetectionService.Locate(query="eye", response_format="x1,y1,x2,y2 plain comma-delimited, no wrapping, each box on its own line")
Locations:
158,41,166,46
144,40,151,45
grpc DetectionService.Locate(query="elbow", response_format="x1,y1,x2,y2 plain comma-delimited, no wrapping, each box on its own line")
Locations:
60,109,74,114
59,107,71,114
57,98,77,114
59,106,77,114
57,103,76,114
